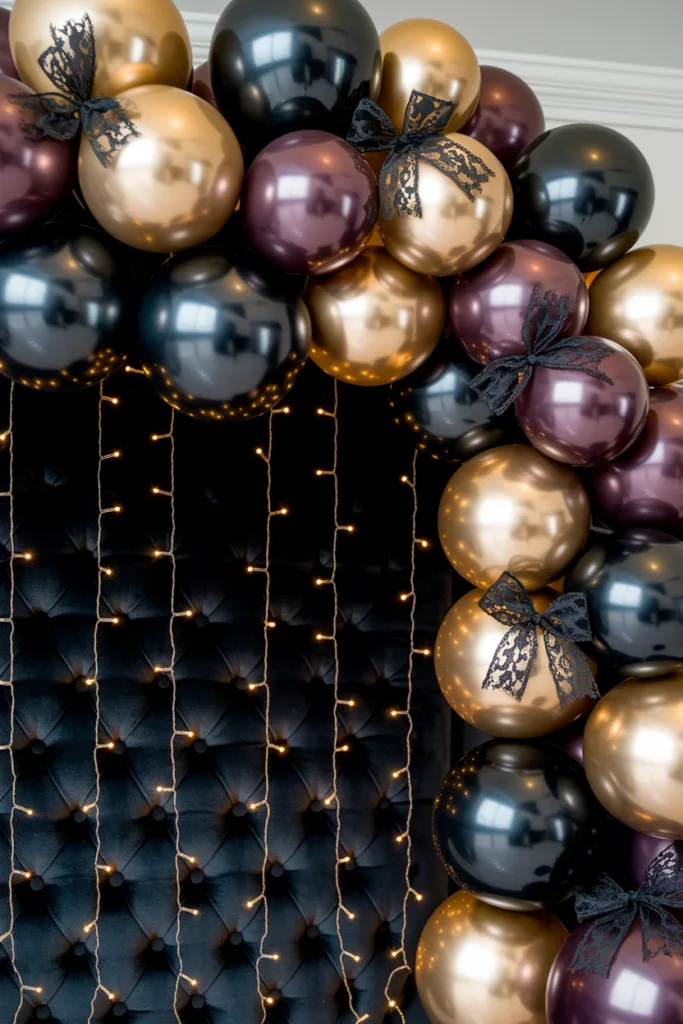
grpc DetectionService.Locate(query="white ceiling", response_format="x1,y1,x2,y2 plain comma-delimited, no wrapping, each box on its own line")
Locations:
189,0,683,69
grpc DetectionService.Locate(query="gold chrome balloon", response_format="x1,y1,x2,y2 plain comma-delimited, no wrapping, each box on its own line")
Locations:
306,248,445,386
79,86,243,253
416,890,567,1024
435,589,596,738
438,445,591,590
583,672,683,839
10,0,192,97
587,244,683,385
378,19,481,134
379,134,513,277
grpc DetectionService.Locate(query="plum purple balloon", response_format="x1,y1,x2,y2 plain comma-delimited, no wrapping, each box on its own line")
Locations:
515,340,650,467
591,384,683,531
0,9,17,79
460,65,545,170
547,920,683,1024
0,75,75,235
241,129,378,277
191,61,219,110
450,240,589,365
604,822,683,891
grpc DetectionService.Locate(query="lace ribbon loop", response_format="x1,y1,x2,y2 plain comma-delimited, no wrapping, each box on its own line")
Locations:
570,846,683,976
10,13,138,167
470,287,615,415
346,90,496,219
478,572,599,706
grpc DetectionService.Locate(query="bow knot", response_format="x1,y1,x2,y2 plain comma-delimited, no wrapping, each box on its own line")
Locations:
10,13,138,166
470,287,614,415
570,846,683,976
346,90,496,220
478,572,599,706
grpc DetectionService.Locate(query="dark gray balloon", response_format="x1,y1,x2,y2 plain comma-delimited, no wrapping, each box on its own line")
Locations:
566,529,683,678
137,246,311,422
389,337,513,462
433,740,601,911
510,123,655,272
209,0,382,159
0,226,129,391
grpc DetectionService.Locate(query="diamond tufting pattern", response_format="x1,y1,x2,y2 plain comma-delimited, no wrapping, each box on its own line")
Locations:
0,364,452,1024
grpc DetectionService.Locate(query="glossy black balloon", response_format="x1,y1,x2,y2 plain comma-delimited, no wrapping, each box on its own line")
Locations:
209,0,382,159
388,338,513,461
137,246,311,422
433,739,601,910
510,123,655,272
0,226,129,391
565,528,683,678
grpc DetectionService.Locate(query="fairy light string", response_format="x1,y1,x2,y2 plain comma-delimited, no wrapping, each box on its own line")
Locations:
315,383,368,1024
150,410,199,1016
0,384,43,1017
385,450,424,1021
246,406,290,1020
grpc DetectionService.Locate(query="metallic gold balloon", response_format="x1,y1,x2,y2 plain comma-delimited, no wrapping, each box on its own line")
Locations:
378,19,481,135
10,0,192,98
379,135,513,277
79,86,244,253
306,248,445,386
583,672,683,839
416,890,567,1024
435,589,596,738
438,445,591,590
587,244,683,385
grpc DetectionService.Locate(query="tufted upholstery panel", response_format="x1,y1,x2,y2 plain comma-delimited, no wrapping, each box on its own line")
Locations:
0,363,452,1023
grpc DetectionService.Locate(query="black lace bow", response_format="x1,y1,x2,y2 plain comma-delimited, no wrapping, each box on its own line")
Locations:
11,14,138,166
346,90,496,219
470,287,614,415
570,846,683,977
478,572,599,706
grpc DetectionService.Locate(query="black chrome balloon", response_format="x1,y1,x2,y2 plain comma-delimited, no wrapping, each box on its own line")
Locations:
510,123,655,272
0,226,129,392
433,739,601,910
209,0,382,159
389,337,514,462
137,246,311,422
566,528,683,678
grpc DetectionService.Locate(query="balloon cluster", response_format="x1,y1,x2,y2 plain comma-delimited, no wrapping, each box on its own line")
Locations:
3,1,683,1020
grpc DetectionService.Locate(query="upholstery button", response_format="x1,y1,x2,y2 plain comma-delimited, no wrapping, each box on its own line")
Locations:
112,1003,127,1018
270,863,284,878
30,739,46,756
150,938,165,953
306,925,319,939
193,738,208,754
343,858,357,872
151,806,167,822
76,676,91,693
194,613,209,628
190,869,205,884
310,800,323,813
109,871,124,888
228,932,243,947
234,677,249,691
72,809,87,824
232,802,248,818
156,673,171,690
191,995,206,1009
378,798,390,810
268,989,281,1002
35,1008,50,1020
112,740,126,755
72,942,87,957
29,875,44,892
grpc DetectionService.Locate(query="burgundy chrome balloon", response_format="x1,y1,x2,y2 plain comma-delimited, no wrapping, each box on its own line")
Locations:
241,129,378,276
191,60,219,110
515,340,650,467
460,65,545,169
0,74,75,235
450,240,589,365
547,921,683,1024
0,9,17,79
591,384,683,531
605,824,683,892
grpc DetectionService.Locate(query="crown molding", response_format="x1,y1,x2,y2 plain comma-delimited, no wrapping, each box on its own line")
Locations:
182,10,683,133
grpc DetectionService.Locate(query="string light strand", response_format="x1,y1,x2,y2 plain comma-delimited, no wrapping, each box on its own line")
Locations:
316,384,366,1021
385,451,423,1021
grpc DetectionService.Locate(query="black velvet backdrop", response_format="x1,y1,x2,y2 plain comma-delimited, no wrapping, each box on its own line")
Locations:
0,362,453,1023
